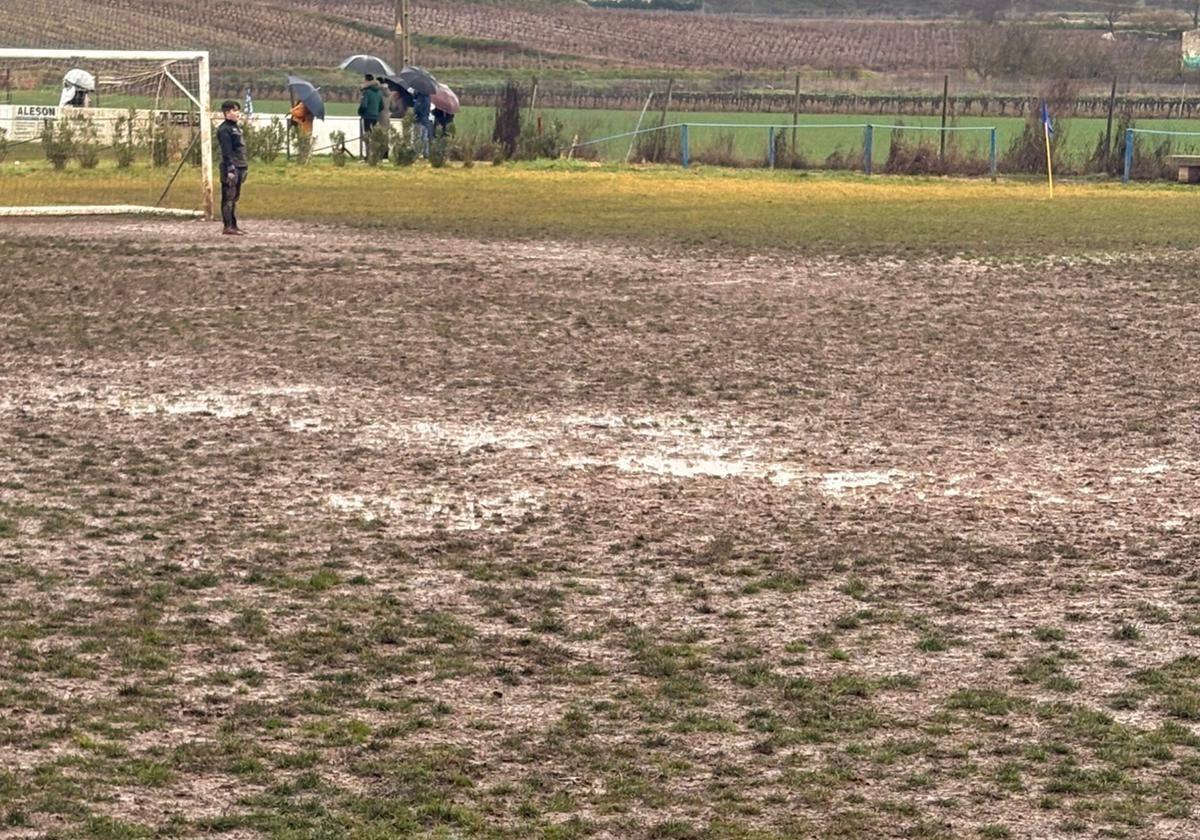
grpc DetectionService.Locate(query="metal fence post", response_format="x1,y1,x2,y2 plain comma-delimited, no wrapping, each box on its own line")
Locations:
768,126,775,169
864,124,873,176
681,123,689,169
1123,128,1134,184
989,128,997,182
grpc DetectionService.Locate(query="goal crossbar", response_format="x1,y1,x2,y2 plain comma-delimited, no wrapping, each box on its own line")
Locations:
0,49,208,61
0,48,214,219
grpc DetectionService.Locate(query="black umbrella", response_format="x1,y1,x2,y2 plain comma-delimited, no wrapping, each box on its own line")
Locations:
396,65,438,96
381,77,415,112
338,54,395,78
286,75,326,121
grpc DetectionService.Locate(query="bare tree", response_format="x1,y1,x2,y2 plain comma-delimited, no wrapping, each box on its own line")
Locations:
1101,1,1135,36
1172,0,1200,27
964,24,1045,80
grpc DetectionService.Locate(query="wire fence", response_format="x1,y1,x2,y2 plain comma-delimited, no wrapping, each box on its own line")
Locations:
1123,128,1200,183
565,121,999,179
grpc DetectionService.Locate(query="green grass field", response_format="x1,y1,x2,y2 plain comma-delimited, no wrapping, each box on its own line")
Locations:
4,160,1200,254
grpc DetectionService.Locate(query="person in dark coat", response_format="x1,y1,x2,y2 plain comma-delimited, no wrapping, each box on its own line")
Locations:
389,86,413,120
412,90,433,155
358,75,385,157
215,100,248,235
432,108,455,138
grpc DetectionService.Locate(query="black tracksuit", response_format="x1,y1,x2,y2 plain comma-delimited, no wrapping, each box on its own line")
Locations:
216,119,248,229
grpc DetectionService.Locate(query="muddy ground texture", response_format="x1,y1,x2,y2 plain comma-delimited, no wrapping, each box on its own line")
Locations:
2,219,1200,840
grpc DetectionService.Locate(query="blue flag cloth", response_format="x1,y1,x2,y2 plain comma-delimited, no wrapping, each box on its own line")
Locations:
1039,101,1054,136
243,88,254,117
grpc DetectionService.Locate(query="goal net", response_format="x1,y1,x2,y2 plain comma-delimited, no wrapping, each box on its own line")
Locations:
0,49,213,219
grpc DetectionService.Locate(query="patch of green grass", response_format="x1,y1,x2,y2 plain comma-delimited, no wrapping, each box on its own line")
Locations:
1033,626,1067,643
945,689,1027,717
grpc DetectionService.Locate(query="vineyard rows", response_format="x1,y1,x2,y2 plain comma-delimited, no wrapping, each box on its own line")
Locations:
0,0,1175,77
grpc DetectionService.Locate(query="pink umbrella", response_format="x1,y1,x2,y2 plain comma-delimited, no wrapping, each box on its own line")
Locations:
430,83,459,115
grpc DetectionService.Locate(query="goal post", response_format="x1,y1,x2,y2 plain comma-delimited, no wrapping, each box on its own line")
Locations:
0,48,214,220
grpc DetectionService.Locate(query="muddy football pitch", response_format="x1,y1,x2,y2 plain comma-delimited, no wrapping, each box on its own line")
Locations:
2,218,1199,839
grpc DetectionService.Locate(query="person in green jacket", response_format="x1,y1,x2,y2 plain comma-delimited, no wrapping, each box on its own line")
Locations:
357,75,385,158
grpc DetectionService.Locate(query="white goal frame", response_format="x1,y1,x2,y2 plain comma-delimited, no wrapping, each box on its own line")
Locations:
0,48,214,220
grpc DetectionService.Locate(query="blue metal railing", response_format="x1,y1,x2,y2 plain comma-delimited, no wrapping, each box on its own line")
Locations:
1122,127,1200,183
564,121,999,180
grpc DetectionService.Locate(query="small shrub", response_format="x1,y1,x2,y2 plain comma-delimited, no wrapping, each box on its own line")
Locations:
825,147,864,171
0,126,8,163
244,117,285,163
694,130,741,167
330,130,348,167
70,115,101,169
1089,111,1132,176
141,118,170,167
365,124,389,166
517,117,566,160
429,136,449,168
772,129,809,169
41,120,75,170
294,131,314,165
452,132,479,168
112,110,137,169
389,116,419,167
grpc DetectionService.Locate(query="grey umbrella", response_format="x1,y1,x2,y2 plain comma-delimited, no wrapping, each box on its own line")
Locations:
338,54,395,78
396,65,438,96
286,75,326,121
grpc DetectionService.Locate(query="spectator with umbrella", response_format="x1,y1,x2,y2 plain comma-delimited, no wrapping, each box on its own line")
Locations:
339,54,395,78
382,75,414,120
397,66,439,156
285,75,325,137
357,75,386,158
431,82,459,138
340,56,393,158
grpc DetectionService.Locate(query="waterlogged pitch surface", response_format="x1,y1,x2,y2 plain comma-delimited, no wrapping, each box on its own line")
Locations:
2,219,1200,839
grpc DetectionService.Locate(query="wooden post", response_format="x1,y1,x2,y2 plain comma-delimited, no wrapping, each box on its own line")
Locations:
395,0,411,69
627,90,654,163
939,74,949,162
1103,76,1117,173
791,72,800,157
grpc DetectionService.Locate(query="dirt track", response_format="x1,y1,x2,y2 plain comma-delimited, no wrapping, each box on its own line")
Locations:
2,218,1199,839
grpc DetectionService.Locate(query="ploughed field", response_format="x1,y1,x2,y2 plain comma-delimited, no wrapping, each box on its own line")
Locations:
2,218,1200,839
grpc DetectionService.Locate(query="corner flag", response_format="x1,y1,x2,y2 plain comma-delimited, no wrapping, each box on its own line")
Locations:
1040,101,1054,198
1040,101,1054,136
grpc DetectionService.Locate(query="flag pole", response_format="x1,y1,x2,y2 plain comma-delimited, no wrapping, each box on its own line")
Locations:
1044,117,1054,199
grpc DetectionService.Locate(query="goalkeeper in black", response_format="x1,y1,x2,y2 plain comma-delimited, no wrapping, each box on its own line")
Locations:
216,100,248,235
